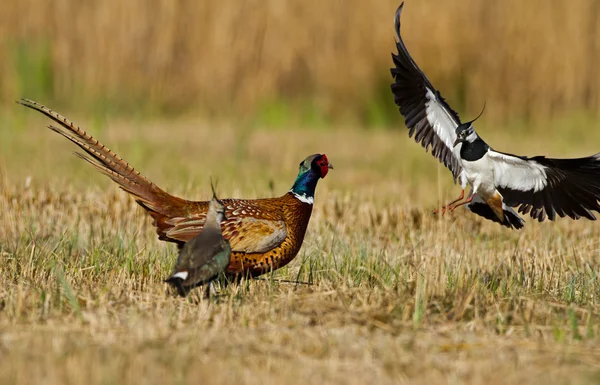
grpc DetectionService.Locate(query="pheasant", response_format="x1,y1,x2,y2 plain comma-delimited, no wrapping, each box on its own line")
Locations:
18,99,333,277
165,186,231,297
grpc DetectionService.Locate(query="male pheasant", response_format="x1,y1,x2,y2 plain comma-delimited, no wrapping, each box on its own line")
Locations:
165,187,231,297
19,99,332,277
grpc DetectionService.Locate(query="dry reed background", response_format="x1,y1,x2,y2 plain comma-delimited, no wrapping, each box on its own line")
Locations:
1,0,600,122
2,0,600,384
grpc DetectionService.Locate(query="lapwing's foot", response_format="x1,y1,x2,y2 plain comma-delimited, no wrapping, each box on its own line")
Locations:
448,196,474,212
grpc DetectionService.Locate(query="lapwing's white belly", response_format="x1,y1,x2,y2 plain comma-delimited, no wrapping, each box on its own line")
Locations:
461,155,497,199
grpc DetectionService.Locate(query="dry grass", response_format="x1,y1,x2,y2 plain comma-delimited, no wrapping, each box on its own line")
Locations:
2,0,600,122
1,113,600,384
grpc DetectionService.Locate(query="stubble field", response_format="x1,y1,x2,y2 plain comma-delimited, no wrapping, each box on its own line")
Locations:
1,113,600,384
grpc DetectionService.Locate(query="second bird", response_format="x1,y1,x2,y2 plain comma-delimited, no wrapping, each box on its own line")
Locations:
165,188,231,297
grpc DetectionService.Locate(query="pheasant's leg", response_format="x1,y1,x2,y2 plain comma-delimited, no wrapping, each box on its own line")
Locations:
448,193,474,212
433,190,465,215
203,283,212,300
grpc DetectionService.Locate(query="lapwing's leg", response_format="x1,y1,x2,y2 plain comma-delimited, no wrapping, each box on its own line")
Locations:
433,190,465,215
448,193,474,212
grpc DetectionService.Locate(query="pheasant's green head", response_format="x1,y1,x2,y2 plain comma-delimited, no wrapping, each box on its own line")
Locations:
290,154,333,203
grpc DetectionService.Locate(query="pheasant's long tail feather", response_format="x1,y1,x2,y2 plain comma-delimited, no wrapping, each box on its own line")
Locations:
18,98,196,243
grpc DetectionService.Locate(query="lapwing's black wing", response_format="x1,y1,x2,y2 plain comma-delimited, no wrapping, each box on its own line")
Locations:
390,3,463,180
488,150,600,221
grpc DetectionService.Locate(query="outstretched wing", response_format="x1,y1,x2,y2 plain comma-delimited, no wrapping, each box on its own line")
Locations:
390,3,463,180
488,150,600,221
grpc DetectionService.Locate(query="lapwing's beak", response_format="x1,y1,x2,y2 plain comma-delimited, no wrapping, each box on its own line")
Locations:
453,138,461,147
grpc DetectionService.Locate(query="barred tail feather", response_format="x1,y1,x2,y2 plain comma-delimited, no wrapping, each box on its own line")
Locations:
19,98,197,244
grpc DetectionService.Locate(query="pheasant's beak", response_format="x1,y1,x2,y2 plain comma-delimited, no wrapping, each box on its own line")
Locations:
327,163,334,170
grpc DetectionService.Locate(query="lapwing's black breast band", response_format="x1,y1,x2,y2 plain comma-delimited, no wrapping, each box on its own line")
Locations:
460,138,489,162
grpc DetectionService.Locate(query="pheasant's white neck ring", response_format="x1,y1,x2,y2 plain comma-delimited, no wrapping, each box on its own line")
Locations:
291,191,314,204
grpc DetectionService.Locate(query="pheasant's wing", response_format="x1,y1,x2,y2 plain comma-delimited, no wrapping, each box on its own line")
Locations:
163,199,287,253
162,210,209,243
390,3,463,180
224,217,287,253
489,150,600,221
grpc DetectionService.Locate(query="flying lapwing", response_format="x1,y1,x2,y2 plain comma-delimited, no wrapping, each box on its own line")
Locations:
165,184,231,298
390,3,600,229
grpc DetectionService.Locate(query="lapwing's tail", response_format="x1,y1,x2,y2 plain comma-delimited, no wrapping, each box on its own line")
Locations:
18,99,195,243
468,194,525,229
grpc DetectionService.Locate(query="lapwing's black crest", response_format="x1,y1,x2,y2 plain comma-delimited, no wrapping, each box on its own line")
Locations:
390,2,600,228
455,123,472,134
454,123,476,147
455,103,485,141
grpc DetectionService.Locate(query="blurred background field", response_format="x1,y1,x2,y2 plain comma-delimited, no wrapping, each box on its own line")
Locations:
2,1,600,384
1,0,600,125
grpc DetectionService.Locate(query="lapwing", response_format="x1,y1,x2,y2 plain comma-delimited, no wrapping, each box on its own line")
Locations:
165,184,231,298
390,3,600,229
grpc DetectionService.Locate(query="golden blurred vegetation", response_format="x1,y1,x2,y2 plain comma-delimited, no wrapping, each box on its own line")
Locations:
2,0,600,124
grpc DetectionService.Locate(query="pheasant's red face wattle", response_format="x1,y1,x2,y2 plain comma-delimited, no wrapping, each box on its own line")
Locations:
316,154,333,178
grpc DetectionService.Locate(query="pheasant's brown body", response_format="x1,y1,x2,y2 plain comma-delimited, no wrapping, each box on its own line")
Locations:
19,99,329,278
151,193,313,276
226,194,312,275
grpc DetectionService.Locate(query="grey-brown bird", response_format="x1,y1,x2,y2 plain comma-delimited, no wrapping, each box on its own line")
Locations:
165,187,231,297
